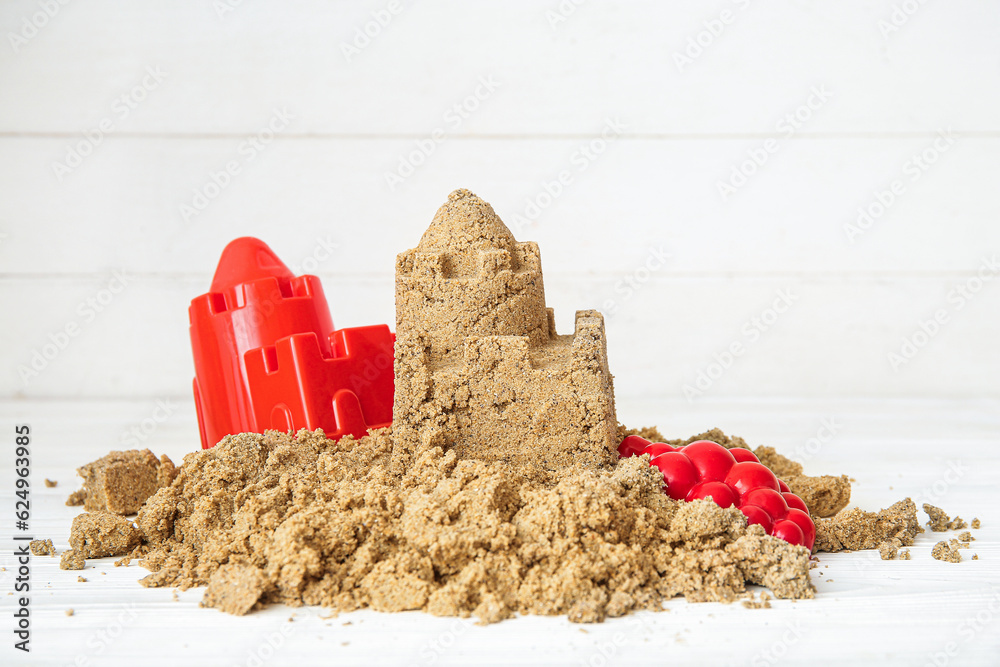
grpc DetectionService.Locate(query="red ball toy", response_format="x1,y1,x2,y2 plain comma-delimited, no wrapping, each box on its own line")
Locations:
618,436,815,550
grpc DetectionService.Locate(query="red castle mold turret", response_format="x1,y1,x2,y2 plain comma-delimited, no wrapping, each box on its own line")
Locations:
189,237,394,449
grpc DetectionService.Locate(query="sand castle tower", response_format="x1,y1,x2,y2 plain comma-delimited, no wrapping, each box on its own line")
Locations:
392,189,618,471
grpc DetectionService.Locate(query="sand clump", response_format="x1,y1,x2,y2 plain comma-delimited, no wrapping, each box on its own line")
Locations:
812,499,921,553
60,550,85,571
70,512,143,559
134,428,814,622
877,539,901,560
71,449,177,515
30,539,55,556
931,541,962,563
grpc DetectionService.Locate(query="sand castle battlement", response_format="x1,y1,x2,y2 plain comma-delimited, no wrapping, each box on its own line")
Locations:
392,189,618,471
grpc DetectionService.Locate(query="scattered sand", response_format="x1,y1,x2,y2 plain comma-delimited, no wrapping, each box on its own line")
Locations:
29,539,55,556
741,592,771,609
931,541,962,563
135,428,814,623
66,489,86,507
878,539,901,560
44,478,57,488
813,499,920,553
60,550,85,570
924,504,950,531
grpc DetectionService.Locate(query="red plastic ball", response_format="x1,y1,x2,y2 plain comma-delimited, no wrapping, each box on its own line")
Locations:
729,447,759,463
681,440,736,482
644,442,675,458
740,505,773,533
686,481,738,508
723,462,780,498
777,478,790,493
650,452,699,500
741,488,788,519
785,509,816,550
771,519,805,547
618,435,650,458
782,492,809,514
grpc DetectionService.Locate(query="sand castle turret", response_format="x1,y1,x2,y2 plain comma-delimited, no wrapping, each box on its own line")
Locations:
392,189,618,471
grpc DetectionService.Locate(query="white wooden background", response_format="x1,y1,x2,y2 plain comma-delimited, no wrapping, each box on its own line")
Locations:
1,2,1000,666
0,0,998,402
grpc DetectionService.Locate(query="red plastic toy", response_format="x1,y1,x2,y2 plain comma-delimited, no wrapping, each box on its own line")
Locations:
189,237,395,449
619,435,815,550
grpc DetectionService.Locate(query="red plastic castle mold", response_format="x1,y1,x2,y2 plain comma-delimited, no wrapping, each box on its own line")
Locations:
189,237,394,449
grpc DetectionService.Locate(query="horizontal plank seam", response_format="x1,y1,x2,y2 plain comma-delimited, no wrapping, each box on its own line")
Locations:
1,131,998,141
0,270,996,281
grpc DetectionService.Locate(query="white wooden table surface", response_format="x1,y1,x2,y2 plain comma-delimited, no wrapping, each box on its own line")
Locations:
1,396,997,666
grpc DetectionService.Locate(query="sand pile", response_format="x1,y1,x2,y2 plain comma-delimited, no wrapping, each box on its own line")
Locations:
59,189,951,623
134,427,814,623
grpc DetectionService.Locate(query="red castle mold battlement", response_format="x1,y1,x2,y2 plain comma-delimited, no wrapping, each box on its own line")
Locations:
189,237,394,449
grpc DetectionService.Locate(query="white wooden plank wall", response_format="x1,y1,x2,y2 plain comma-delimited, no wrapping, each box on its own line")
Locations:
1,0,998,401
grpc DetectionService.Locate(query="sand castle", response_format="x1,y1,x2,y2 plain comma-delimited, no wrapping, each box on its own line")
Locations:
392,189,618,471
